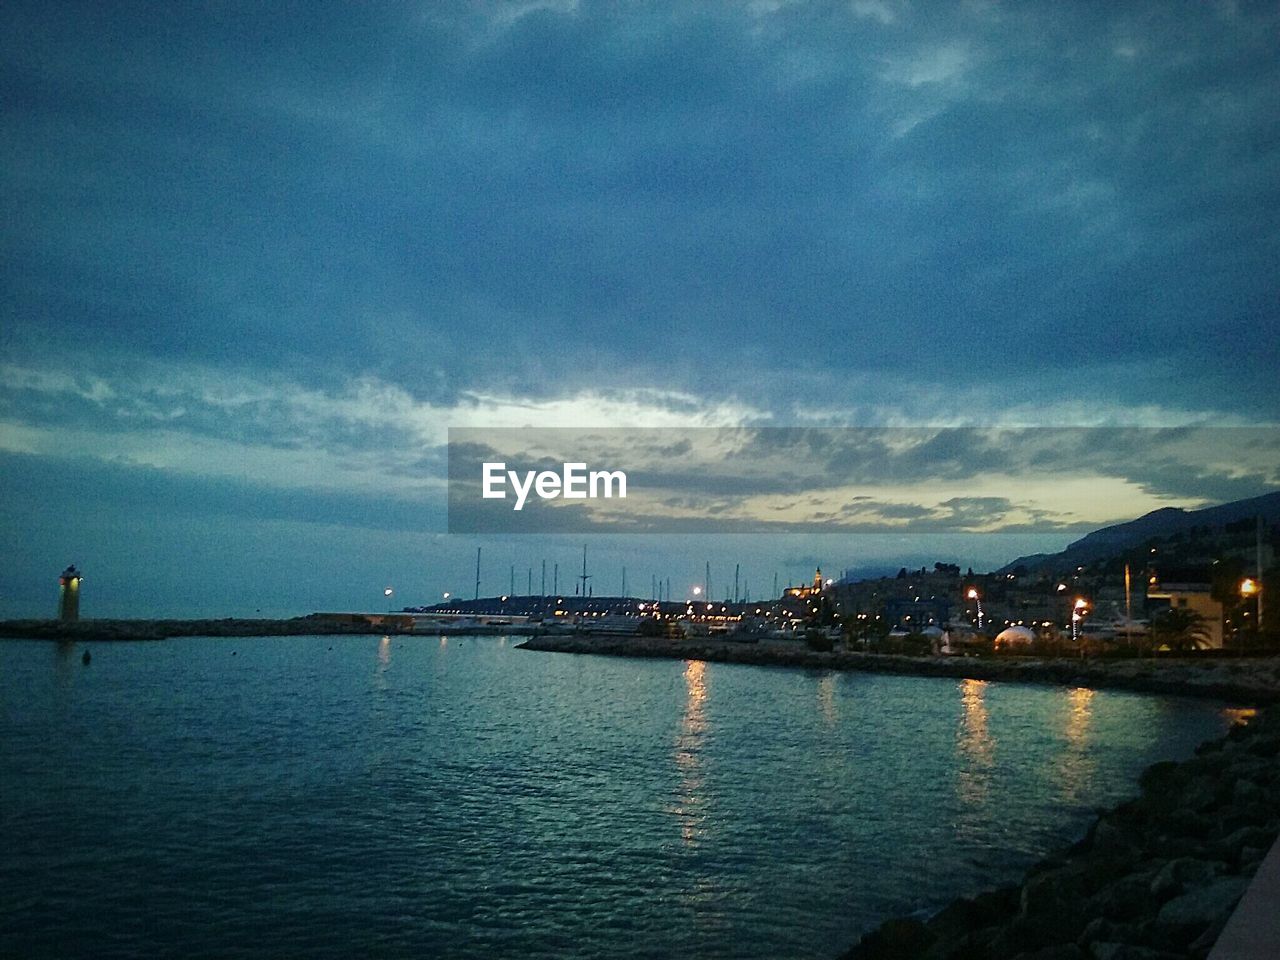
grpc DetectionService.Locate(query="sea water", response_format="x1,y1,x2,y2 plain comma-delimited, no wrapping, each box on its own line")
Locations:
0,636,1242,959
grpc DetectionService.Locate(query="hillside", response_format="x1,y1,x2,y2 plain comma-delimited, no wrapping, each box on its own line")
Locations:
999,490,1280,574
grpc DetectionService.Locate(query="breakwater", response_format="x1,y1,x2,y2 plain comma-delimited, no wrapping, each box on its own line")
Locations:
518,635,1280,704
0,617,400,642
840,707,1280,960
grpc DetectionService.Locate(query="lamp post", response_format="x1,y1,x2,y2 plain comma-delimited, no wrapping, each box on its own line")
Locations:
1241,578,1262,636
1071,597,1088,647
384,586,394,614
967,588,983,630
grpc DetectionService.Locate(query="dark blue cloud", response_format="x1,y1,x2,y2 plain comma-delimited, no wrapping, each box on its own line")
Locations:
4,0,1277,411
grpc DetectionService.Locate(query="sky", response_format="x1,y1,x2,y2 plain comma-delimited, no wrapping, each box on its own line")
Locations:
2,0,1278,617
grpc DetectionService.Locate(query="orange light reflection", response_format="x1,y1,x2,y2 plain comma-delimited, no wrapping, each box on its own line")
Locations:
673,659,708,846
956,678,994,809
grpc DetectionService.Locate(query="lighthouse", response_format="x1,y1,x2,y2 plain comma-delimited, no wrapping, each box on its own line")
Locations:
58,564,82,621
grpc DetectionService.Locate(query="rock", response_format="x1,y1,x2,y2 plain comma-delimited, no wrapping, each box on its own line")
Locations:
1077,917,1145,948
1239,845,1268,869
972,884,1020,918
1213,824,1277,866
1138,762,1183,797
921,925,1000,960
927,892,1013,943
1217,801,1275,836
1181,751,1230,779
988,916,1043,958
1187,910,1231,959
1246,734,1280,757
1231,776,1264,805
1090,814,1131,855
1012,944,1085,960
1157,807,1214,838
1086,874,1155,922
1088,945,1181,960
1146,834,1215,861
840,917,936,960
1091,818,1141,860
1020,865,1092,941
1149,858,1221,901
1152,876,1249,942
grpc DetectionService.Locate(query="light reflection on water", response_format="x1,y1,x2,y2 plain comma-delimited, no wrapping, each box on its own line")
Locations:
0,636,1240,960
1058,687,1098,804
1222,706,1258,725
818,672,839,728
1066,687,1096,744
956,678,993,809
675,659,708,846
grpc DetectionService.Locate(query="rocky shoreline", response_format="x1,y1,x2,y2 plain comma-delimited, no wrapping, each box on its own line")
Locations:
517,635,1280,705
840,707,1280,960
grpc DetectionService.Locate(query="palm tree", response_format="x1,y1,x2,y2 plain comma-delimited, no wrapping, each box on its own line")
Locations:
1152,607,1212,652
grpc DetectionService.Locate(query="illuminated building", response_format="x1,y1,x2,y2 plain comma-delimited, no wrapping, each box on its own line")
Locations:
1146,569,1224,648
784,567,825,599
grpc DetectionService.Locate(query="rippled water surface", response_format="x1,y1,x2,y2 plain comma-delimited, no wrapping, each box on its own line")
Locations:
0,636,1243,959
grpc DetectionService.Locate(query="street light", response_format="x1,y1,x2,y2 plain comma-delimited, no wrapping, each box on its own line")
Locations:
1072,598,1088,645
967,588,983,629
1241,578,1262,631
384,586,394,614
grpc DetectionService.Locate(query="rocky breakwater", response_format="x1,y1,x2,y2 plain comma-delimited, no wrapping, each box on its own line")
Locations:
0,617,402,641
517,635,1280,704
840,708,1280,960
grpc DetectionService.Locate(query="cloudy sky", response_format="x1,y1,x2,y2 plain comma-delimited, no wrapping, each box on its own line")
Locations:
2,1,1278,617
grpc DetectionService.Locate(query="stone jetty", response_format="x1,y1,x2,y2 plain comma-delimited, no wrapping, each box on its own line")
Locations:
518,635,1280,704
0,616,405,642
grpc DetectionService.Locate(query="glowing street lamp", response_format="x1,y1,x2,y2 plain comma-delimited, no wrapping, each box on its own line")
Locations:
692,586,703,597
1071,598,1088,644
967,588,983,629
1241,578,1262,630
384,586,394,614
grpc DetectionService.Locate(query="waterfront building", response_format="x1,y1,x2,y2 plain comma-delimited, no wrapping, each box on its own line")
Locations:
1146,568,1225,648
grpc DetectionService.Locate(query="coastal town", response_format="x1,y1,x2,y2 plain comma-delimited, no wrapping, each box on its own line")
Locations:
21,498,1276,663
364,506,1276,658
